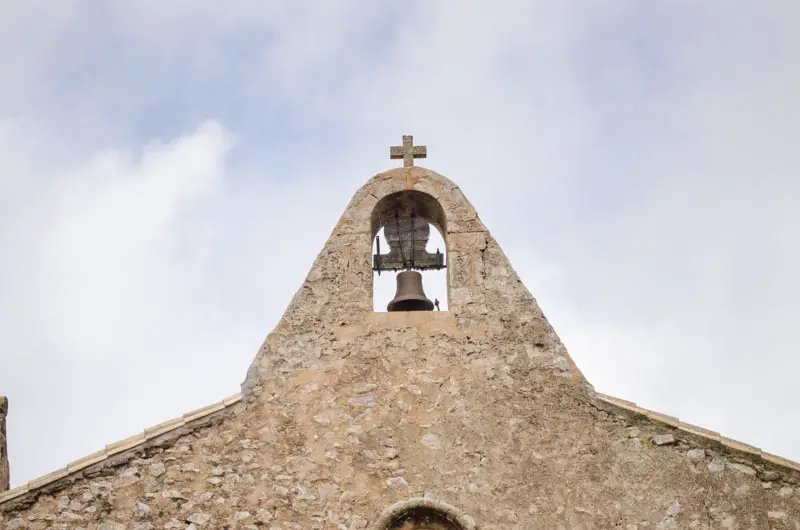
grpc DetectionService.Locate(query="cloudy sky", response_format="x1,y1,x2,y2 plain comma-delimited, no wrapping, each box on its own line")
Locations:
1,1,799,487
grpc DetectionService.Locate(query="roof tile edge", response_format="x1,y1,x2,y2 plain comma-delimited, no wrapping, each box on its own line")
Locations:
0,393,242,507
593,393,800,475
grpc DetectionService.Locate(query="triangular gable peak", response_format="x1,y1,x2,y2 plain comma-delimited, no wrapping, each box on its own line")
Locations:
242,165,588,399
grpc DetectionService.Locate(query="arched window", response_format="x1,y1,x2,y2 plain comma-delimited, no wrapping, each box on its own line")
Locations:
371,191,448,312
372,499,476,530
385,507,461,529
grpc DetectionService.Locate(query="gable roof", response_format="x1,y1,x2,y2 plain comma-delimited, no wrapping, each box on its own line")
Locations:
0,393,242,509
2,165,798,509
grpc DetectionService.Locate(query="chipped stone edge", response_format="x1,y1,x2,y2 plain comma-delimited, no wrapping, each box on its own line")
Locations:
0,393,242,508
594,392,800,476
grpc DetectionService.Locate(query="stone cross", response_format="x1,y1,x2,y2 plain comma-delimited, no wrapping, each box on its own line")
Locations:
390,135,427,167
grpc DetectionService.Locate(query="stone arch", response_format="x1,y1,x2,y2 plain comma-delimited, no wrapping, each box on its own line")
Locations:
334,167,485,239
371,498,477,530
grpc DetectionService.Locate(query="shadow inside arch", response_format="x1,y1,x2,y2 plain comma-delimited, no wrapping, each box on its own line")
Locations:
370,190,447,239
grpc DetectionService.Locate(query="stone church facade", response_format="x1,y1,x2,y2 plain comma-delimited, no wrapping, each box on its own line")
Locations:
1,144,799,529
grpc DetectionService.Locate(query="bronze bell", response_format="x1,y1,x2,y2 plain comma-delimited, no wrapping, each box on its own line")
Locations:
387,270,435,312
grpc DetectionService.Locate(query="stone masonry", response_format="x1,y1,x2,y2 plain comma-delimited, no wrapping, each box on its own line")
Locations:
0,396,8,492
1,166,799,529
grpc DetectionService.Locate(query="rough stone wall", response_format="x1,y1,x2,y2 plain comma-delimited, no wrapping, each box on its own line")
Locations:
0,397,8,492
1,335,799,528
2,167,799,529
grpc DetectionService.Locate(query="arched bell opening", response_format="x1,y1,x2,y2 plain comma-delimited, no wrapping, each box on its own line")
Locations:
371,191,448,313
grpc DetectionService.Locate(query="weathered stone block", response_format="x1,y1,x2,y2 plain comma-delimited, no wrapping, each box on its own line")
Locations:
0,397,7,492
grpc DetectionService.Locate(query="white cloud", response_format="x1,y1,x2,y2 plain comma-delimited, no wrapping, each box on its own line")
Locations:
0,121,246,482
34,121,230,352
